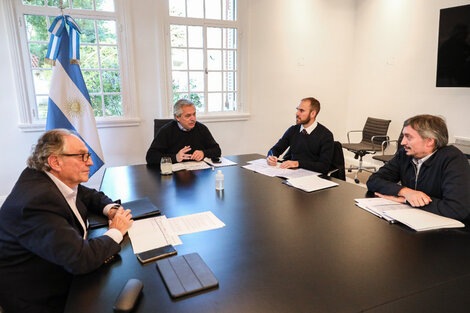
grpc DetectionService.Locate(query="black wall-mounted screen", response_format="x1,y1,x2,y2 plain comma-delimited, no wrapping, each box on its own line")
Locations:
436,4,470,87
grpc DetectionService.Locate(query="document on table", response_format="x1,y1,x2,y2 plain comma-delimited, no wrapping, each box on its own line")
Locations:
284,175,338,192
204,157,237,167
242,158,320,179
354,198,465,230
128,215,182,254
382,209,465,231
172,161,211,172
167,211,226,235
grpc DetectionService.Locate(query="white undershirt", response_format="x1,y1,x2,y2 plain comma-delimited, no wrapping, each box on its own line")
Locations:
300,121,318,135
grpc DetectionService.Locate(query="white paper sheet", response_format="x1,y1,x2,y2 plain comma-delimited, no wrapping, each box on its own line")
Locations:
204,157,237,167
285,175,338,192
167,211,225,235
128,215,182,254
382,208,465,231
243,158,320,179
354,198,410,222
172,161,211,172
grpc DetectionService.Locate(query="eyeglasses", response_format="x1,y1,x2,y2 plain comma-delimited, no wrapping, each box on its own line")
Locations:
59,152,92,162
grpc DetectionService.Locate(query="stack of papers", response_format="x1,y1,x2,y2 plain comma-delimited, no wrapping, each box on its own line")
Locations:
128,211,225,254
354,198,465,231
284,175,338,192
242,158,320,179
203,157,237,167
172,161,211,172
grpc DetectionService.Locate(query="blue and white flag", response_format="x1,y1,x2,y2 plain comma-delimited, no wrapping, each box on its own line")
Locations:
46,16,104,177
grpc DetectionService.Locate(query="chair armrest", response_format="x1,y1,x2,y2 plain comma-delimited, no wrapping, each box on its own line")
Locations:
380,139,398,155
347,130,363,143
370,135,389,146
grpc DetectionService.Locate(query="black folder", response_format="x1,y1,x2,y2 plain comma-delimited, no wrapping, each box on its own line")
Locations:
88,197,161,229
156,253,218,298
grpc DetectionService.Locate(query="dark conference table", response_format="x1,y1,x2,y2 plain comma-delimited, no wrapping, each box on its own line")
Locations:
65,154,470,313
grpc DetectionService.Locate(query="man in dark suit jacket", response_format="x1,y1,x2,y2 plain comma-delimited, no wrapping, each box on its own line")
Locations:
267,97,334,174
0,129,133,313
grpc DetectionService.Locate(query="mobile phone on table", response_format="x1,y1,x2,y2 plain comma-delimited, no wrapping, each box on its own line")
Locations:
136,245,177,264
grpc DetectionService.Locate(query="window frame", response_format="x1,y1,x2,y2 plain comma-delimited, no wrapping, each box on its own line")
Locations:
3,0,140,132
164,0,249,122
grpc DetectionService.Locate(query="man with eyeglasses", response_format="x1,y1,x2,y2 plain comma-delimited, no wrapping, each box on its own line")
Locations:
0,129,133,313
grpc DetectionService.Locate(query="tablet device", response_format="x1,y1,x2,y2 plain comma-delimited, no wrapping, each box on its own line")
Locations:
136,245,177,264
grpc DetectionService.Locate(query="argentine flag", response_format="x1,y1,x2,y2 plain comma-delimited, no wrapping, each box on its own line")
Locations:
46,21,104,177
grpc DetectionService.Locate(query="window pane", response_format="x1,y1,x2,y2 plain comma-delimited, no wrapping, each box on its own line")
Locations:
80,46,98,68
32,70,52,94
104,95,122,116
207,50,222,70
208,93,222,112
189,71,204,91
23,0,46,6
29,43,51,68
172,71,188,92
76,19,96,44
100,46,119,68
223,28,237,49
207,27,221,48
83,70,101,93
96,0,115,12
36,96,48,119
90,95,103,116
72,0,93,10
223,92,236,111
205,0,221,19
223,50,236,70
208,72,222,91
222,0,236,21
97,20,117,44
171,48,187,70
25,15,48,41
102,70,120,92
188,26,203,48
170,25,187,47
169,0,186,17
47,0,70,8
187,0,203,18
188,49,203,70
173,92,189,105
223,71,236,91
190,93,204,111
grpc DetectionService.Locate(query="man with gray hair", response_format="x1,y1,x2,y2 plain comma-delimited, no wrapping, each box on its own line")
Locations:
0,129,133,313
146,99,221,165
367,114,470,221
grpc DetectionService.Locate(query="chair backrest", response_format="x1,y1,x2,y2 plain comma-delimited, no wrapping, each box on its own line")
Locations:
329,141,346,181
361,117,391,145
154,119,174,138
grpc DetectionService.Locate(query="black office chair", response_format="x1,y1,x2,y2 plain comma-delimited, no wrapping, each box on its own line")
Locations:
328,141,346,181
372,130,404,164
153,119,173,138
342,117,391,183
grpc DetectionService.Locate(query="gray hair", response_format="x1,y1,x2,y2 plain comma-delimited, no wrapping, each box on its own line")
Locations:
27,129,74,171
173,99,195,117
404,114,448,150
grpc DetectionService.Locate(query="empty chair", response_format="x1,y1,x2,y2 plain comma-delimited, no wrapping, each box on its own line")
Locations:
342,117,391,183
372,129,404,164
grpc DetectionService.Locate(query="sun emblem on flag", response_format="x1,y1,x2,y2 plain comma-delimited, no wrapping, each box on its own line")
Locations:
65,98,83,118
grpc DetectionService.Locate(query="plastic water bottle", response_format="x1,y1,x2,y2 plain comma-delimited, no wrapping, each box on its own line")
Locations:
215,170,224,190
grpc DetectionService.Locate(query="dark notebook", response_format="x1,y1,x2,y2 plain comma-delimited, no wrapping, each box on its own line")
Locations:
88,197,161,229
156,253,219,298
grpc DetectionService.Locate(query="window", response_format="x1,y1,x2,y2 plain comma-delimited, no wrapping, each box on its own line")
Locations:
167,0,245,117
5,0,138,130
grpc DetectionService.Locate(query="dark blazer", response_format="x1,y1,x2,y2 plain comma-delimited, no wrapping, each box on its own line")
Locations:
0,168,121,313
367,145,470,221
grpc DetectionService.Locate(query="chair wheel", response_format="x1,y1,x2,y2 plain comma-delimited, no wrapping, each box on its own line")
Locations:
354,178,360,184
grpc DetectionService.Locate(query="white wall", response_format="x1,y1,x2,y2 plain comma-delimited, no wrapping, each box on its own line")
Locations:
1,0,469,200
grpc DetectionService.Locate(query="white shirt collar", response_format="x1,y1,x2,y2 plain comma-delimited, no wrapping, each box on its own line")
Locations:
45,171,78,200
177,121,189,132
300,121,318,135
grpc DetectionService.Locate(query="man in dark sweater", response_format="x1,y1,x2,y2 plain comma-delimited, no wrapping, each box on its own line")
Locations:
266,97,334,174
367,114,470,221
146,99,221,165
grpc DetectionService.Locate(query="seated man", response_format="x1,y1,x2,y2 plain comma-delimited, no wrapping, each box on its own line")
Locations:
146,99,221,165
367,114,470,221
266,97,334,174
0,129,133,313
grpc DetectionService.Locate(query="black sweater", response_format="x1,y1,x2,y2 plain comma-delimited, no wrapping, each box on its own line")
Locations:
367,145,470,221
267,123,334,174
146,121,221,165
